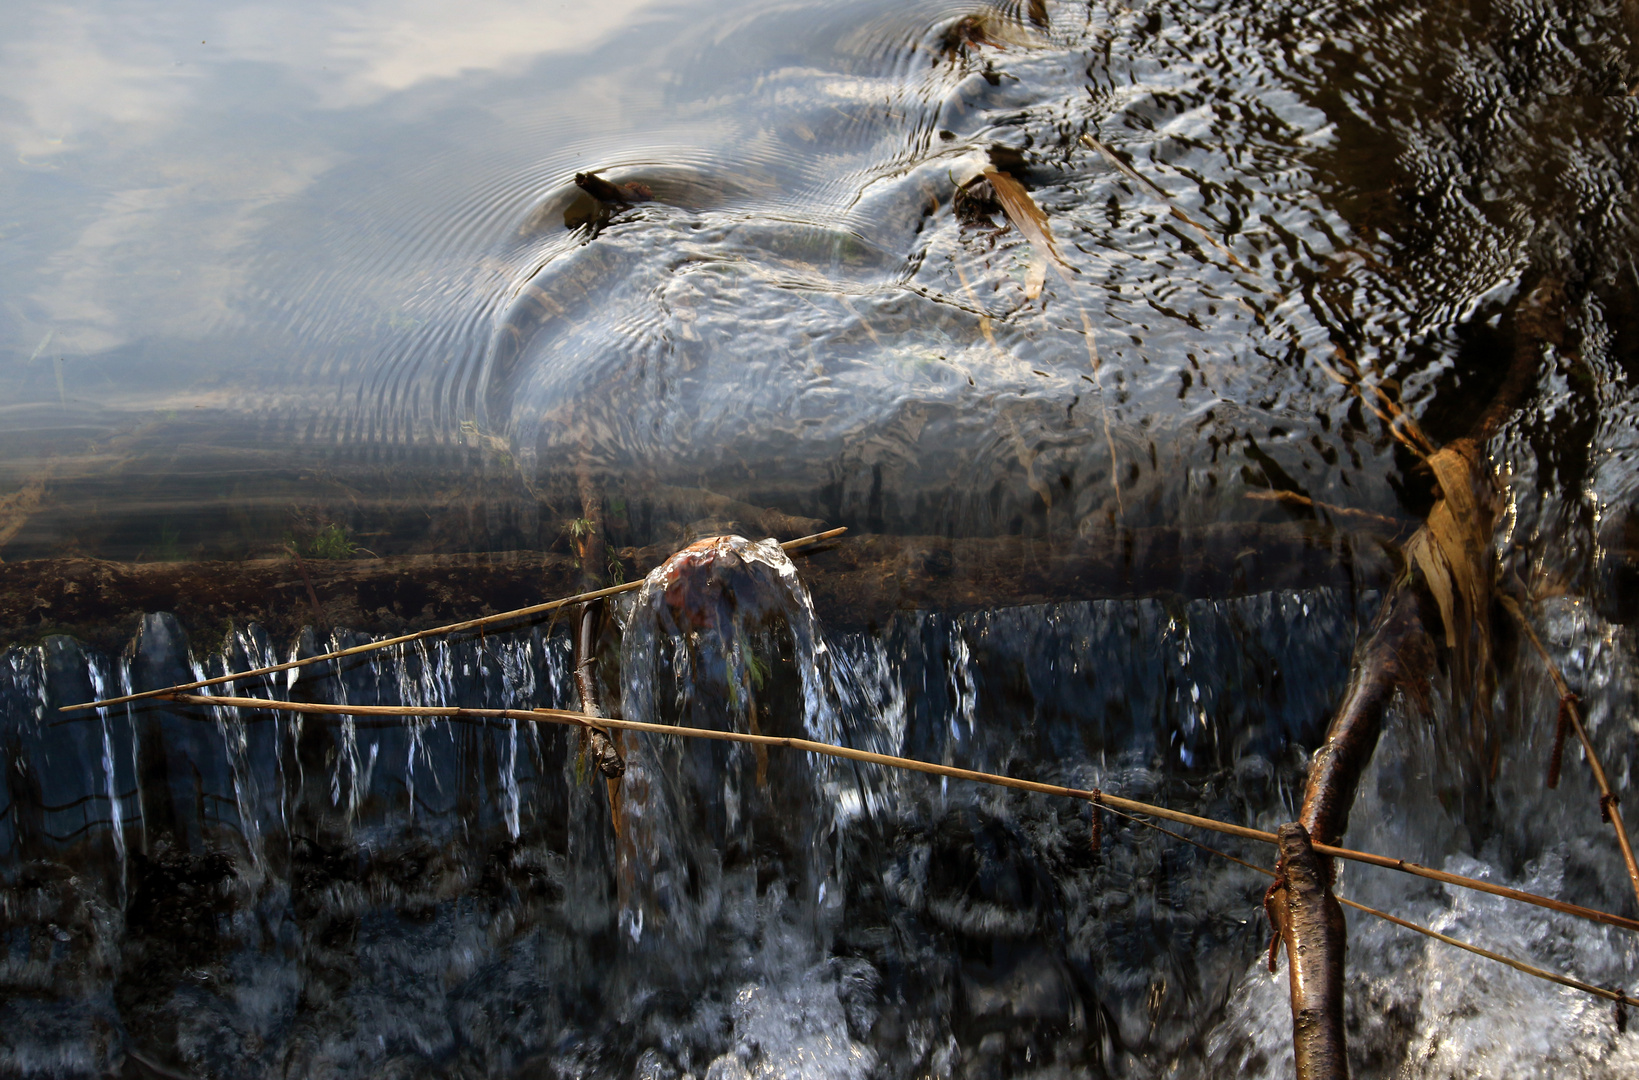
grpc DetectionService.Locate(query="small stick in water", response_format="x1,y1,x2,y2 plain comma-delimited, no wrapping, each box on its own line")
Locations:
1546,691,1575,789
1089,789,1103,860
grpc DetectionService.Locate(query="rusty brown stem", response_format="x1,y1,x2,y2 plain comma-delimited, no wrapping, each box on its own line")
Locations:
1502,594,1639,913
1547,692,1574,789
58,528,848,712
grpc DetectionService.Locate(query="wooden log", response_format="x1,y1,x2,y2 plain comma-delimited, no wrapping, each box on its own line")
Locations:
1274,822,1349,1080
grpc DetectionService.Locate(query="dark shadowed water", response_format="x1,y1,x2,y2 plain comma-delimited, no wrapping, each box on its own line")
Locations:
3,0,1639,1075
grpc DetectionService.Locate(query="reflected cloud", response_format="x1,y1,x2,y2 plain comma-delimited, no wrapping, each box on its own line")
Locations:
0,4,198,160
0,0,667,361
0,0,666,161
220,0,664,107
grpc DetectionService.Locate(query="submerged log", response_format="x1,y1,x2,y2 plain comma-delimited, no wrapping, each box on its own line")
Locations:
0,519,1395,651
1273,822,1349,1080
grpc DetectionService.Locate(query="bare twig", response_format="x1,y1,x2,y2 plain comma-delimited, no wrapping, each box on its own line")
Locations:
158,692,1639,934
1337,894,1638,1010
1243,490,1403,529
1501,594,1639,912
58,528,848,712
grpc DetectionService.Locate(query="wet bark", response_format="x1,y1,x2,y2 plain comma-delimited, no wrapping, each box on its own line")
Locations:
1300,584,1435,845
1274,822,1349,1080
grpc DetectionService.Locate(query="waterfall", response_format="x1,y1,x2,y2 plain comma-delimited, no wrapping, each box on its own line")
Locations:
2,578,1636,1076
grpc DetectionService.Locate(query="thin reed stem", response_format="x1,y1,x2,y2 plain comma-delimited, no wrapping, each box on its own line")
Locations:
158,692,1639,935
1502,594,1639,913
1105,802,1639,1012
58,528,847,713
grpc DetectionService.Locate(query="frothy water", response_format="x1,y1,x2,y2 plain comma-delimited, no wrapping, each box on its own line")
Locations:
5,558,1637,1075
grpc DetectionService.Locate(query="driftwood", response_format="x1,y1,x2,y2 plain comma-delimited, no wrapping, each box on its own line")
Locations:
1287,278,1569,1073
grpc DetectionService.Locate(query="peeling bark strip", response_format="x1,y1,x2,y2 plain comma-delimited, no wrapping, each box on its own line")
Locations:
1275,823,1349,1080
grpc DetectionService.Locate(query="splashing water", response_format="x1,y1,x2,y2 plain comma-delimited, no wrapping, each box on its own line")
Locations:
614,536,879,951
1,577,1638,1076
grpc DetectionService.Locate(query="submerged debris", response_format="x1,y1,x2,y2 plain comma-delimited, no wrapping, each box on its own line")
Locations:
983,168,1070,298
574,171,655,206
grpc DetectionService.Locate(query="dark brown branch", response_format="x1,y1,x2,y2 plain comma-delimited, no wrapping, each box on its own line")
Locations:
1273,823,1349,1080
1301,584,1435,845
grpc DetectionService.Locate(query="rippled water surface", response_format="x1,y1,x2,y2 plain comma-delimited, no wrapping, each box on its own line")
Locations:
3,0,1639,1075
5,0,1627,554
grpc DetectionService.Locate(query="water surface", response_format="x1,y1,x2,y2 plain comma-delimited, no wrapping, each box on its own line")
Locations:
3,0,1639,1076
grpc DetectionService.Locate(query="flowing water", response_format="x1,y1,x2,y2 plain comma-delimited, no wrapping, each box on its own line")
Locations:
2,0,1639,1074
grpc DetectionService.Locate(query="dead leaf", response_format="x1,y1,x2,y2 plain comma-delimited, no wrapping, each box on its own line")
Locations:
984,169,1069,300
936,12,1046,57
1401,438,1497,721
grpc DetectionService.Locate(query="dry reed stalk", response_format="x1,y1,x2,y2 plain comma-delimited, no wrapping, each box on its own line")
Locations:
1502,594,1639,913
60,528,848,712
158,692,1639,934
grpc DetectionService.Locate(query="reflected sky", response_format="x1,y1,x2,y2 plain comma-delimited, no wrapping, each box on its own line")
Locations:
1,0,695,360
1,0,1628,563
0,0,1404,559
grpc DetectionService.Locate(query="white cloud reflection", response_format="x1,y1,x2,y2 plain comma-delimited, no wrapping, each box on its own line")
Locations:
3,0,662,156
0,0,667,358
219,0,662,108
